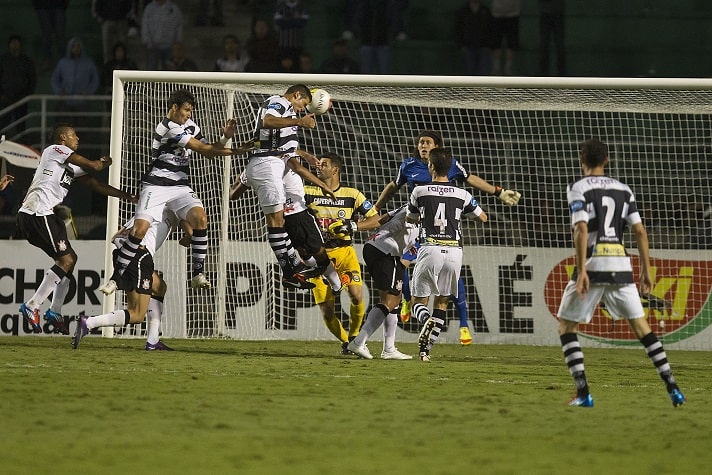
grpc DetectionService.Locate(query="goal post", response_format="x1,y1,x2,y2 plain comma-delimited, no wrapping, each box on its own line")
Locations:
105,71,712,349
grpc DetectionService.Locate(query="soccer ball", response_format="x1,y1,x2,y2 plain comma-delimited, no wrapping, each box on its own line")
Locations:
307,88,332,115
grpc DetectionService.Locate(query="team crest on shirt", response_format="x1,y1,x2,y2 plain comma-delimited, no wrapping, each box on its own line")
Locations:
57,240,67,252
142,279,151,290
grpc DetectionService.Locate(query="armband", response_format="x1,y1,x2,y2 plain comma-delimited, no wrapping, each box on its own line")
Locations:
219,135,229,146
493,186,503,197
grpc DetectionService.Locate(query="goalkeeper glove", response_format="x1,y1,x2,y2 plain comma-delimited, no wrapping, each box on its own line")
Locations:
493,186,521,206
328,219,358,240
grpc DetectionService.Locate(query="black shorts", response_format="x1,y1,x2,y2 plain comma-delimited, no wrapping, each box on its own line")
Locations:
285,210,324,257
363,244,405,295
115,248,154,295
492,16,520,50
16,212,75,259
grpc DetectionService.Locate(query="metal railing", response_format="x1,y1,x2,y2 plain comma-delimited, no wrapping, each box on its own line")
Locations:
0,94,112,155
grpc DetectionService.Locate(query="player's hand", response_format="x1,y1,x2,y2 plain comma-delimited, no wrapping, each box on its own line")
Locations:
328,219,357,240
498,189,521,206
99,156,113,168
298,114,316,129
178,234,192,248
223,118,237,138
233,138,255,154
0,174,14,191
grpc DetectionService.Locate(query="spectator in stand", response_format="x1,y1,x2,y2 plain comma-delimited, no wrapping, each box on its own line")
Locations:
297,51,315,73
214,34,249,72
165,42,199,71
50,37,99,125
92,0,134,64
33,0,68,71
142,0,183,70
343,0,409,75
245,19,281,73
101,42,138,95
455,0,494,76
491,0,521,75
0,174,15,215
319,38,360,74
278,56,297,73
273,0,309,63
198,0,224,27
0,35,37,135
539,0,566,76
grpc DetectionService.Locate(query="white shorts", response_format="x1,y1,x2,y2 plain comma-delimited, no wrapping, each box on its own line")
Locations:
246,156,286,214
557,282,645,323
135,184,203,224
410,245,463,298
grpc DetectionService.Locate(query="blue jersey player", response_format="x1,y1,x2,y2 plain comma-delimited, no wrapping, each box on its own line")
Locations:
374,130,521,344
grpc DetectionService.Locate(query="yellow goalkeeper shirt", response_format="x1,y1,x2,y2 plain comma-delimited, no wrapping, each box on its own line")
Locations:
304,184,378,248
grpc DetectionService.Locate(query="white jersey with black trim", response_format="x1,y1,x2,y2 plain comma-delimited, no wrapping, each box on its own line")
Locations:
113,209,180,256
249,95,299,159
567,174,641,284
141,117,205,187
18,143,87,216
408,182,482,248
365,205,419,257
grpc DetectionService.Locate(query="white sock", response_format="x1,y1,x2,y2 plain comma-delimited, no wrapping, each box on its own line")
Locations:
304,256,317,266
27,267,63,309
87,310,127,330
146,297,163,345
383,312,398,352
323,262,342,291
353,304,388,346
49,276,70,314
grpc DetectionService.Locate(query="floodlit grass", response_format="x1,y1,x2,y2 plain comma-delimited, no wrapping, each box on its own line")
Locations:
1,337,709,475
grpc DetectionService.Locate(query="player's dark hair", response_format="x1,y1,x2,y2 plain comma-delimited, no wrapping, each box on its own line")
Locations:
580,138,608,168
286,84,312,101
168,89,195,109
51,123,74,143
413,130,443,157
429,147,452,176
320,151,343,172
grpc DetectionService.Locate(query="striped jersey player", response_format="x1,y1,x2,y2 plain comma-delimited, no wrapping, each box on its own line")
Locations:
406,147,488,361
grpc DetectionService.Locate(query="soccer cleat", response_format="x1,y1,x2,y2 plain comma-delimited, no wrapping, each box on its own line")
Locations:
669,388,686,407
347,340,373,360
340,342,353,355
20,303,42,333
568,394,594,407
145,340,175,351
459,326,473,345
418,317,436,353
400,298,410,323
190,273,212,289
98,279,118,295
293,263,322,279
72,314,89,349
418,351,431,362
381,348,413,360
43,309,69,335
283,273,316,290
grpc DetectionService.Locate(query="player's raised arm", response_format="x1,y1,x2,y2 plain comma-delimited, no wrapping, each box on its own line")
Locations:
464,174,521,206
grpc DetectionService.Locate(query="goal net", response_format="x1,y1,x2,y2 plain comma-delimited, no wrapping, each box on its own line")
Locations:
106,72,712,349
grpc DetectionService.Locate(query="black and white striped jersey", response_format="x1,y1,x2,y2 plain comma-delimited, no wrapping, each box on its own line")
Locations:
249,95,299,159
408,182,482,248
18,144,87,216
567,174,642,284
141,117,205,187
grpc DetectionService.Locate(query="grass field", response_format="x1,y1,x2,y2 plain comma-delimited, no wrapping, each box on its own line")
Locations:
1,337,710,475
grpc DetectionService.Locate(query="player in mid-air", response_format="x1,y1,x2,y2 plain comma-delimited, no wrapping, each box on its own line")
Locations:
17,123,136,334
557,138,685,408
107,88,248,294
346,204,418,360
74,207,189,350
245,84,328,290
305,152,381,355
375,130,520,345
406,148,488,361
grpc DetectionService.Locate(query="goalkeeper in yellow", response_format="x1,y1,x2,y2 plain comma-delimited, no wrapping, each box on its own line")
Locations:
304,152,380,355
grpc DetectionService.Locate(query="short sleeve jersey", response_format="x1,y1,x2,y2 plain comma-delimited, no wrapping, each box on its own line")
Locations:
566,174,642,284
18,144,87,216
408,182,481,248
249,95,300,159
142,117,205,186
365,205,419,257
304,184,378,248
394,156,471,192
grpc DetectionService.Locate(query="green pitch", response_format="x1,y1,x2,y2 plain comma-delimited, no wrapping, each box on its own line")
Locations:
1,338,708,475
